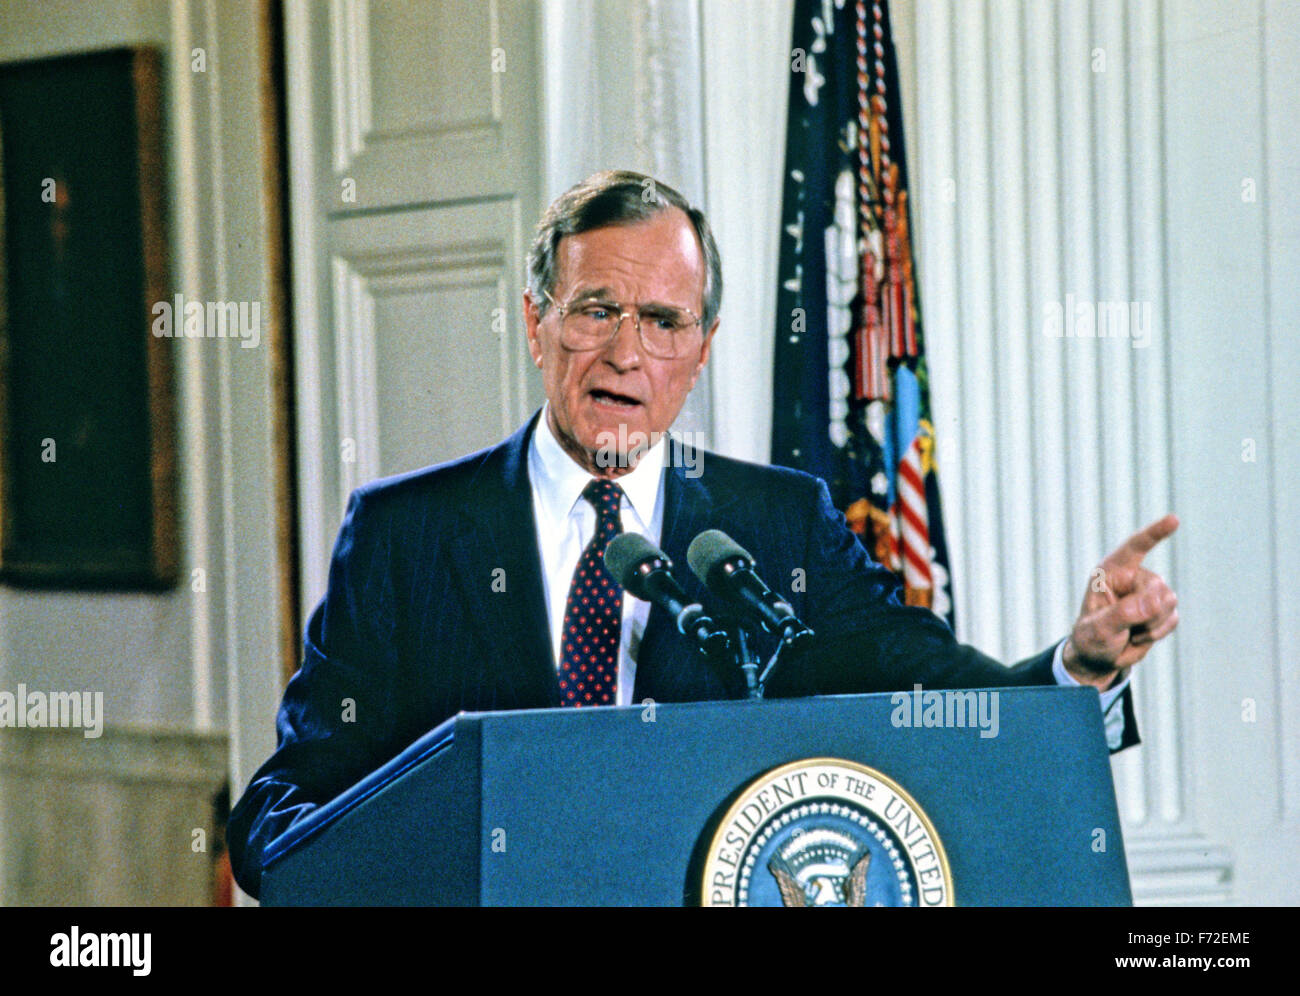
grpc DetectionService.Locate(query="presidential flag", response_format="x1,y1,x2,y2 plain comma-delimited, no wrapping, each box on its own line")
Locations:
771,0,954,626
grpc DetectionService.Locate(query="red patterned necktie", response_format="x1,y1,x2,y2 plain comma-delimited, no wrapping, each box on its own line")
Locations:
559,478,625,706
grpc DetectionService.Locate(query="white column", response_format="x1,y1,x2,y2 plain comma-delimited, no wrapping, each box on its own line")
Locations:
908,0,1233,904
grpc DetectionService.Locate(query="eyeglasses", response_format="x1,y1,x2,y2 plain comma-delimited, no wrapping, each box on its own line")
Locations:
543,291,703,360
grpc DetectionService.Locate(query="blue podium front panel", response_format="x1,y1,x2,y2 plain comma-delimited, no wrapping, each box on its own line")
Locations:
473,688,1127,905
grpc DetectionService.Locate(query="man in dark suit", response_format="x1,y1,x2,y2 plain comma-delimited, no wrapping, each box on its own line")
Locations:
228,171,1179,899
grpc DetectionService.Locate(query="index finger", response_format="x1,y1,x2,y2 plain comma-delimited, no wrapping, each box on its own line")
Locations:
1104,513,1180,569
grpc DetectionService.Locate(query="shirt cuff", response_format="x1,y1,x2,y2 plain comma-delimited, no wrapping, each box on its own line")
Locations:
1051,639,1131,749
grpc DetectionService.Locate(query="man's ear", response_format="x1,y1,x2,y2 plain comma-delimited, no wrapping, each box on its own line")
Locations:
523,289,543,369
690,319,719,387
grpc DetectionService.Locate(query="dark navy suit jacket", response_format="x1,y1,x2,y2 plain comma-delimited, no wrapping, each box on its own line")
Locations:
228,412,1138,897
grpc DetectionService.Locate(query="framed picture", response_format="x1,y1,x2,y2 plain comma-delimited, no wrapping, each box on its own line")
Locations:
0,47,176,589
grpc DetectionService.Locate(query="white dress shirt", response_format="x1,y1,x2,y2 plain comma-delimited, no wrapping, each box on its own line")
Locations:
528,405,666,706
527,405,1131,741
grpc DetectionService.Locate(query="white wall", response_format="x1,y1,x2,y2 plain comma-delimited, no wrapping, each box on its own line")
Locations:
1157,0,1298,905
0,0,199,732
700,0,793,465
0,0,287,904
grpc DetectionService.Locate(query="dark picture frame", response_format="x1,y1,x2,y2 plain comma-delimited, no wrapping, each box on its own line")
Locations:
0,47,177,589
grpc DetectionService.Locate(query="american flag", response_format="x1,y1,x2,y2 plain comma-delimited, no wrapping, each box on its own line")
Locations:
771,0,953,625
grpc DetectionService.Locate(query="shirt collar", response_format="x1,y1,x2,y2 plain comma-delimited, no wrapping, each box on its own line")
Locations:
528,404,666,528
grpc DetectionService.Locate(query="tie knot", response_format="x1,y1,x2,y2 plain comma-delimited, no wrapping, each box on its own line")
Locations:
582,478,624,526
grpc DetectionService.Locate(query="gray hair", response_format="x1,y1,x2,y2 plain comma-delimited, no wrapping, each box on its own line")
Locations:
527,169,723,330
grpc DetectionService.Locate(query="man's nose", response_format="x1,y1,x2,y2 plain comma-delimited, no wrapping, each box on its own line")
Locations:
602,312,645,369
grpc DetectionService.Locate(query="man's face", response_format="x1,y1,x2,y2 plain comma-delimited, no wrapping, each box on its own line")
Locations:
524,207,716,477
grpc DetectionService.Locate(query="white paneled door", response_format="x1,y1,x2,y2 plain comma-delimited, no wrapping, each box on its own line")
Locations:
285,0,544,609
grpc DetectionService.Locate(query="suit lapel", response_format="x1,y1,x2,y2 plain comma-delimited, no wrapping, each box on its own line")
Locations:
450,413,560,708
634,439,739,701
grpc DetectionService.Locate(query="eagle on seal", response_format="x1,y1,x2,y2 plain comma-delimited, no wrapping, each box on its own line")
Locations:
769,851,873,907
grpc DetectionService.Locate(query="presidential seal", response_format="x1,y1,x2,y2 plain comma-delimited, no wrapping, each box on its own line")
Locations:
700,758,953,907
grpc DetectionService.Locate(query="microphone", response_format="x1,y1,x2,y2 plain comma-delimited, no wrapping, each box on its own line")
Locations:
685,529,814,645
603,533,730,657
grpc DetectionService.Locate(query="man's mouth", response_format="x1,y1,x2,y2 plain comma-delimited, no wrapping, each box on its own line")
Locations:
589,388,642,409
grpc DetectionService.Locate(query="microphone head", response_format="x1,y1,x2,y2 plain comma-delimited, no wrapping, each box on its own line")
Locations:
603,532,664,595
686,529,754,586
